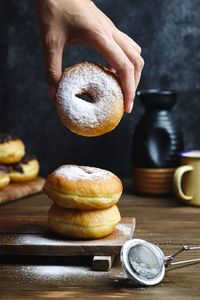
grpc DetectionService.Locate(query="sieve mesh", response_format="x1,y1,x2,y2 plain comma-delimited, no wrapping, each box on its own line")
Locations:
128,244,162,279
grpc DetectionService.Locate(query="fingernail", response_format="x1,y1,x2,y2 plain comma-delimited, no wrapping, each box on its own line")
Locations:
128,101,134,113
48,85,56,100
110,67,116,73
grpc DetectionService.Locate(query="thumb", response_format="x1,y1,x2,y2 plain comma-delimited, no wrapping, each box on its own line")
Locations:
43,41,64,99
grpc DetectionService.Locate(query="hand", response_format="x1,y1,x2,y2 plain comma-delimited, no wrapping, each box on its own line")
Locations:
35,0,144,113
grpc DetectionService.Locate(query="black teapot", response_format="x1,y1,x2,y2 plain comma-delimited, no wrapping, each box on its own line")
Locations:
132,89,184,195
132,89,184,168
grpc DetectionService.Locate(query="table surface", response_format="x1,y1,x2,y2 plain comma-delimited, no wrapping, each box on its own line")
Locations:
0,181,200,300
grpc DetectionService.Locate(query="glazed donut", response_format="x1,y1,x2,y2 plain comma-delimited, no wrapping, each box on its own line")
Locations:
56,62,124,137
9,154,40,182
48,204,121,239
43,165,123,210
0,165,10,190
0,134,25,164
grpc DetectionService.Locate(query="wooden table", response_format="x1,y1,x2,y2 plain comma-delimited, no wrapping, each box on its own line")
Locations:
0,181,200,300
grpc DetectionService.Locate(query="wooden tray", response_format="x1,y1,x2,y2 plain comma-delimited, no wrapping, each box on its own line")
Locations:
0,177,45,205
0,215,135,271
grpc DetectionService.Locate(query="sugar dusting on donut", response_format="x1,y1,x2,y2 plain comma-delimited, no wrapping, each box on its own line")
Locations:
55,165,112,181
56,62,124,136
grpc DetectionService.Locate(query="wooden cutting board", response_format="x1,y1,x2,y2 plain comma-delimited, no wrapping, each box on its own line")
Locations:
0,177,45,205
0,216,135,256
0,214,135,271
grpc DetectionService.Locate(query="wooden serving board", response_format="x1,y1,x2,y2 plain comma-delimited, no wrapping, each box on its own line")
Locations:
0,215,135,270
0,177,45,205
0,216,135,257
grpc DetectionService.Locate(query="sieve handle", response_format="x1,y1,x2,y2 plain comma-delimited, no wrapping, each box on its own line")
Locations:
165,245,200,268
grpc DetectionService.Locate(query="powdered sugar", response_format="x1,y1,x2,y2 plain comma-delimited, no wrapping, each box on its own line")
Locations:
117,223,132,236
130,261,158,279
18,265,110,287
56,62,123,135
55,165,112,181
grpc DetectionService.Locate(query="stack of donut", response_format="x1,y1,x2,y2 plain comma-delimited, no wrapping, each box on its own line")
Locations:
44,165,123,239
44,62,125,239
0,134,40,190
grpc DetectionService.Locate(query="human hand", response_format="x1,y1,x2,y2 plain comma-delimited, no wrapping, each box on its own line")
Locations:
35,0,144,113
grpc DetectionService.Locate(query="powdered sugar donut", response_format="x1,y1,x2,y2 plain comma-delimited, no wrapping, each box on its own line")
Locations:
56,62,124,137
43,165,123,210
48,204,121,239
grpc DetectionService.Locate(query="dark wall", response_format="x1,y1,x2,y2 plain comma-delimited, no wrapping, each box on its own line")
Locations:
0,0,200,177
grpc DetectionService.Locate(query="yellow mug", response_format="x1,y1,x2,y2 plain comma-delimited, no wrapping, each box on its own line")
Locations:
174,150,200,206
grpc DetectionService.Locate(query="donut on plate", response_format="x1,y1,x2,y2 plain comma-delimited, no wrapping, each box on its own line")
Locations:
56,62,124,137
9,154,40,182
48,204,121,239
43,165,123,210
0,165,10,190
0,134,25,164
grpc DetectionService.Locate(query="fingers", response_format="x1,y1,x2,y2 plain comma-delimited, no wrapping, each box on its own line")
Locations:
119,30,142,54
114,32,144,90
42,35,65,99
92,36,136,113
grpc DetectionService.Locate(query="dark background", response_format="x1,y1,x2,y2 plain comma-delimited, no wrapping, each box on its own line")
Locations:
0,0,200,177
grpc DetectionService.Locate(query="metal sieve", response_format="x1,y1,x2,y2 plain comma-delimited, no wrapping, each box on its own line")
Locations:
120,239,200,286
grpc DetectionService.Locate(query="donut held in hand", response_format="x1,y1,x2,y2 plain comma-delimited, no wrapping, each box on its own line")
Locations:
0,134,25,164
56,62,124,137
48,204,121,239
9,154,40,182
43,165,123,210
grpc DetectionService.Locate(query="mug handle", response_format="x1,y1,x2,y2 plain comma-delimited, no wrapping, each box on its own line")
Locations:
174,165,194,201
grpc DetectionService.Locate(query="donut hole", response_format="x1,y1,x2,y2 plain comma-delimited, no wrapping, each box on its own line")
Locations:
76,93,94,103
81,167,94,175
84,169,93,174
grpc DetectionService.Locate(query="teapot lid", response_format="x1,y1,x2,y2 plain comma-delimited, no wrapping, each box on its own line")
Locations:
137,89,176,110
